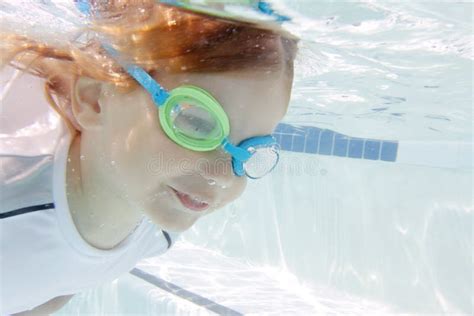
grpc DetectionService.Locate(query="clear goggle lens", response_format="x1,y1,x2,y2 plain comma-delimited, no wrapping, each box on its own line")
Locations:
170,102,221,141
243,146,279,179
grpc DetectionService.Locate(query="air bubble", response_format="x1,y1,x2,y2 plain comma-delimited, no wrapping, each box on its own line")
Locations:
111,160,116,166
207,179,216,185
80,155,85,160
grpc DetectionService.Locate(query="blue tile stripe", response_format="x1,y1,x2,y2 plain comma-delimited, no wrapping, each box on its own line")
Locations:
273,123,398,162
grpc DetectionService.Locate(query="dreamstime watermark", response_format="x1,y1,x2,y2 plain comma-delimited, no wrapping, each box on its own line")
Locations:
146,153,233,176
146,152,321,177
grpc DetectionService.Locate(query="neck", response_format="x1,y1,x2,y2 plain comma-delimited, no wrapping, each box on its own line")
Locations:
65,133,144,250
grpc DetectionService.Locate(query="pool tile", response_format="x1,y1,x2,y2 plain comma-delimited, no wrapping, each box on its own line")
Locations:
304,128,320,154
292,135,305,152
348,138,363,158
273,133,282,147
364,140,381,160
318,130,334,155
334,133,349,157
280,134,293,151
380,141,398,161
274,124,398,162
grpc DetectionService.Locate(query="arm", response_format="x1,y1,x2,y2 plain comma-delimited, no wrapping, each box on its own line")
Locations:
12,294,75,316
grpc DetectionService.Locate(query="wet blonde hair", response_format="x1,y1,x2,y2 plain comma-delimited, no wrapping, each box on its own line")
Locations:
1,0,298,134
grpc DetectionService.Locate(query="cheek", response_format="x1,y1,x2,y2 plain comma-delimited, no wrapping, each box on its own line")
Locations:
107,118,206,198
102,111,171,195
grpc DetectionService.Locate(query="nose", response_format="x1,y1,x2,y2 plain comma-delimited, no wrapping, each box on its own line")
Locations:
192,148,248,208
197,148,243,189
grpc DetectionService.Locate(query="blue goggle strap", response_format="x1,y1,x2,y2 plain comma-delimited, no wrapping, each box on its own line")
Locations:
256,1,291,22
75,0,170,107
223,135,279,177
101,46,170,107
222,138,252,162
120,61,170,106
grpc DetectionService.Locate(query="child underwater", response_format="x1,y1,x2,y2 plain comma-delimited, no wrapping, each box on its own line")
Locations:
0,0,298,314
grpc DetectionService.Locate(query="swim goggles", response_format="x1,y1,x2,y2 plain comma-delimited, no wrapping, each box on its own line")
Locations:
75,0,285,179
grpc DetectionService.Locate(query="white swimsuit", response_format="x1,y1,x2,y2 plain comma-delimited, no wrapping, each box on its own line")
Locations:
0,67,178,314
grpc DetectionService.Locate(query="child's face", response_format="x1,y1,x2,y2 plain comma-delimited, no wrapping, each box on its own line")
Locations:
75,66,293,232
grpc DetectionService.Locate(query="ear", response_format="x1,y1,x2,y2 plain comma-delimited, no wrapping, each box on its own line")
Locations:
72,76,107,131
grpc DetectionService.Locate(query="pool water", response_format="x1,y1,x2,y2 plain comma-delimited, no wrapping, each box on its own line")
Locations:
2,0,472,315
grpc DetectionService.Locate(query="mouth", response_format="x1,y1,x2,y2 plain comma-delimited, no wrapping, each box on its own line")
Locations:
168,186,210,212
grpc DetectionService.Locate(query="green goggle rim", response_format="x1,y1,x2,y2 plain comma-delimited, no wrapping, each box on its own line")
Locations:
158,85,230,152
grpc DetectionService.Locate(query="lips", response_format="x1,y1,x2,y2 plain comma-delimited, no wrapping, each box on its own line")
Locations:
169,187,209,212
